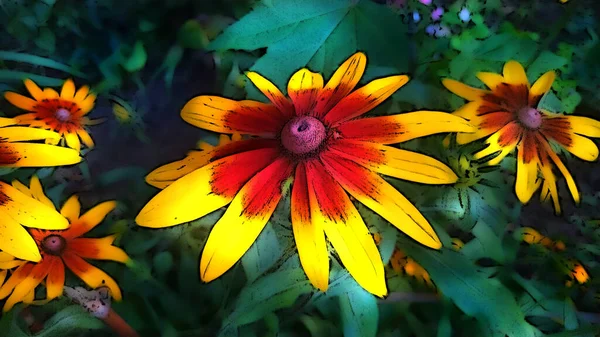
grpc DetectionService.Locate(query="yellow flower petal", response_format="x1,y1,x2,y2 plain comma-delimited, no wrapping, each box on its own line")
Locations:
60,79,76,100
76,129,95,149
29,175,55,209
62,252,122,300
476,72,505,90
540,165,561,214
60,195,81,222
329,140,458,184
291,162,329,291
314,52,367,117
200,157,293,282
145,151,211,189
503,60,529,86
246,71,294,115
4,92,37,111
338,111,475,145
287,68,324,115
3,260,51,311
64,132,81,152
566,116,600,138
69,236,130,263
68,200,116,237
453,101,480,120
79,94,96,114
46,258,65,299
136,161,234,228
561,133,599,161
0,264,33,300
0,143,82,167
307,160,387,297
473,122,520,165
24,79,44,101
73,85,90,102
0,181,68,230
0,212,41,262
11,180,33,197
180,95,285,136
0,117,17,127
515,147,541,204
442,79,487,101
321,154,442,250
529,71,555,101
541,140,579,204
0,126,60,142
324,75,409,125
42,88,59,99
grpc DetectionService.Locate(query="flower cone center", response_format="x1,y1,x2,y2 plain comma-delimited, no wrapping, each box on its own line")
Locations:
42,234,66,255
55,108,71,122
281,116,326,154
517,107,542,129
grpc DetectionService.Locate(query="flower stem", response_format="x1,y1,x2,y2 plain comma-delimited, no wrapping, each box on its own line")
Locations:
103,308,140,337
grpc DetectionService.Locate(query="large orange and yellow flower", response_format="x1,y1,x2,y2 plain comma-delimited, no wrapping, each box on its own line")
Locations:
136,52,474,296
0,176,129,312
443,60,600,214
4,79,101,152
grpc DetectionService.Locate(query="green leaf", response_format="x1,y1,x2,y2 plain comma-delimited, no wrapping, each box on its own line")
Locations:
526,51,568,81
299,314,342,337
123,41,147,72
399,240,538,337
178,20,209,49
153,251,174,276
459,221,505,262
34,27,56,53
0,70,63,86
538,91,563,113
222,266,314,329
241,223,283,283
209,0,408,99
563,297,579,330
339,287,378,337
0,52,87,78
35,305,105,336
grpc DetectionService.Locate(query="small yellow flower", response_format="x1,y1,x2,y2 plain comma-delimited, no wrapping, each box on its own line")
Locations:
4,79,101,152
443,60,600,214
0,176,129,312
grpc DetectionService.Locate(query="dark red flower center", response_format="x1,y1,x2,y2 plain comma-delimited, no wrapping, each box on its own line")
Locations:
517,107,542,129
55,108,71,122
41,234,66,255
281,116,326,155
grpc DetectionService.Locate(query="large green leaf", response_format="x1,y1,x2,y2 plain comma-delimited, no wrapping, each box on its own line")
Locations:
241,223,284,283
398,238,540,337
339,286,378,337
207,0,408,100
221,262,314,330
36,305,105,336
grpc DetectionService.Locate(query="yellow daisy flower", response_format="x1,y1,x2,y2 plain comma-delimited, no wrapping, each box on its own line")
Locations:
4,79,101,152
0,176,129,312
443,60,600,214
136,52,474,297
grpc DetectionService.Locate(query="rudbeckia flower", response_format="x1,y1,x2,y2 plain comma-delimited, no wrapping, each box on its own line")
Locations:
4,79,101,152
0,117,82,167
443,60,600,214
136,52,474,296
0,176,70,262
0,176,129,312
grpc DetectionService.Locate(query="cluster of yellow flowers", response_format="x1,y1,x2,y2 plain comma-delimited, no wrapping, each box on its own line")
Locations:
0,53,598,311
